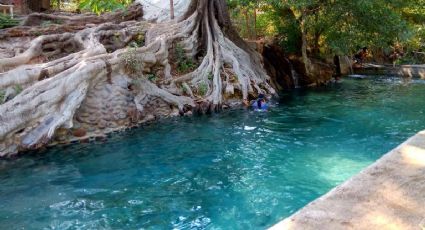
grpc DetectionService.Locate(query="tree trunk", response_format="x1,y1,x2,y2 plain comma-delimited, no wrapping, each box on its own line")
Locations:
280,7,302,54
170,0,174,20
243,8,251,39
300,10,312,77
312,31,320,56
253,7,257,40
311,12,321,56
25,0,50,12
0,0,274,157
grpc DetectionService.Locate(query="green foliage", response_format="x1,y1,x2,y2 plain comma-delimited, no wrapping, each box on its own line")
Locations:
14,85,23,94
146,73,157,82
227,0,260,39
0,90,5,104
128,41,139,48
0,13,19,29
319,0,411,54
207,72,213,81
228,0,425,60
134,33,145,47
178,61,195,73
397,52,425,65
175,44,195,73
50,0,79,11
78,0,132,15
197,83,208,96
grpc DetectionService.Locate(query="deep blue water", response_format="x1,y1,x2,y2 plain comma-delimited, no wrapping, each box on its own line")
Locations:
1,76,425,229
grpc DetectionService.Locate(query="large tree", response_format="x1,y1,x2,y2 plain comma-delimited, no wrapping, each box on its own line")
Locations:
0,0,274,156
230,0,422,57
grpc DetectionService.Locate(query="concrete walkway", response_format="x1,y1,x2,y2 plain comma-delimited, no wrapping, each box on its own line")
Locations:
270,131,425,230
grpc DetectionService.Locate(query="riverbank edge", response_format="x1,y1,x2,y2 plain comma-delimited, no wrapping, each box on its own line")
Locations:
11,101,245,157
269,130,425,229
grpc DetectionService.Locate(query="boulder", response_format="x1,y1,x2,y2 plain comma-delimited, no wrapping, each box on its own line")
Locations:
289,55,333,87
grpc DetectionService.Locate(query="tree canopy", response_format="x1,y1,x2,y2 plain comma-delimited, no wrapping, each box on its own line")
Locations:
228,0,425,60
78,0,133,14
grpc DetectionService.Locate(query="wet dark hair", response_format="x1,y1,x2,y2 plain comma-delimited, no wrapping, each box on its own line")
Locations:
257,94,265,108
257,99,262,108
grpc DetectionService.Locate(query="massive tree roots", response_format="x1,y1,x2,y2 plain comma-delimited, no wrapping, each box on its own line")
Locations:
0,0,275,156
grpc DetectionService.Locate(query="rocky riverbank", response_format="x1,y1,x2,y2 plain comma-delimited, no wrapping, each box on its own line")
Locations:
1,72,246,157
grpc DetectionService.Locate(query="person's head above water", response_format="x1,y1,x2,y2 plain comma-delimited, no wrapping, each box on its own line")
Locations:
257,94,266,109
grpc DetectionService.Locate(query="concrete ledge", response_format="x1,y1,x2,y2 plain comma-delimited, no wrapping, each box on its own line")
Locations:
400,65,425,79
353,64,425,79
270,131,425,230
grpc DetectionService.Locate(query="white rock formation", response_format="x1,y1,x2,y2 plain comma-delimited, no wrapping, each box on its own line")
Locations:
138,0,190,22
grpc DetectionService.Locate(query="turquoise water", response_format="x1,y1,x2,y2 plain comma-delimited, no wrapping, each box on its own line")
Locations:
1,76,425,229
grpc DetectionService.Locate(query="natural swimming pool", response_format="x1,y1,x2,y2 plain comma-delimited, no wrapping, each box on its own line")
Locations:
1,76,425,229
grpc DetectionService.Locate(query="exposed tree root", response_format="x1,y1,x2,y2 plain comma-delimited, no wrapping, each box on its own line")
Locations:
22,4,143,27
0,4,144,40
0,0,275,157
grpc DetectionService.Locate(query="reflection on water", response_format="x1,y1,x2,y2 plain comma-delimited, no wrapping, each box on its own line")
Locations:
1,76,425,229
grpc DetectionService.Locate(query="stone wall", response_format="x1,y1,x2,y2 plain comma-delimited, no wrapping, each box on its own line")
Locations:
52,74,178,146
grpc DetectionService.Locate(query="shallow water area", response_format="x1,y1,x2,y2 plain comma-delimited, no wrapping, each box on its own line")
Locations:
1,75,425,229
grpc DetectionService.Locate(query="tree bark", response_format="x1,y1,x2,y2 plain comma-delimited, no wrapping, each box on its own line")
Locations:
300,10,312,77
243,8,251,39
253,7,257,40
312,31,320,56
170,0,174,20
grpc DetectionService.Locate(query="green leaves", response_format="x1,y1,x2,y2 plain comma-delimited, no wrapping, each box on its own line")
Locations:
175,44,195,73
230,0,423,55
78,0,131,15
0,13,19,29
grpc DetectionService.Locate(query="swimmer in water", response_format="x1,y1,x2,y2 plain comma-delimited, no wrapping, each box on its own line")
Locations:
251,94,269,111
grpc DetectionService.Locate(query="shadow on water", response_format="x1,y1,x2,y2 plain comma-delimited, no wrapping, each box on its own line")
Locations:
1,76,425,229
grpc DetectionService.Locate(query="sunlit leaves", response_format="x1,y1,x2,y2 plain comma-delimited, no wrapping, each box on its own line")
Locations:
228,0,423,55
78,0,132,15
